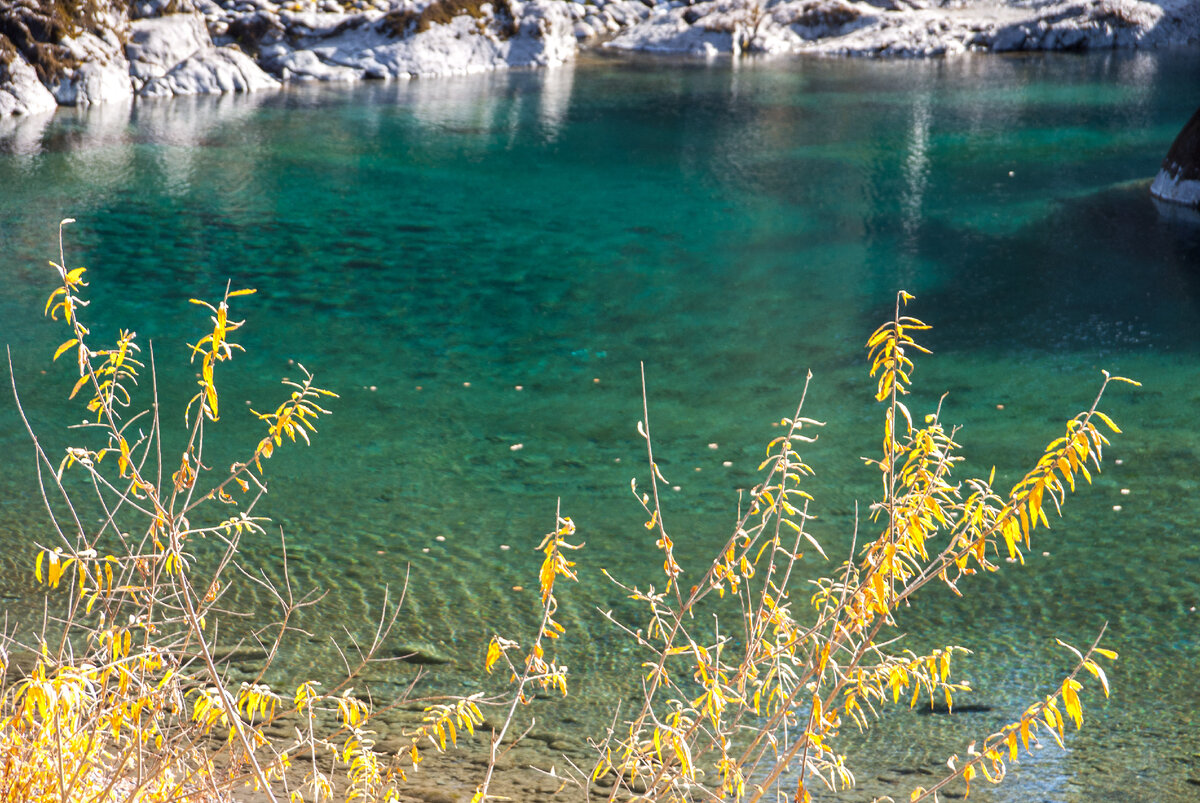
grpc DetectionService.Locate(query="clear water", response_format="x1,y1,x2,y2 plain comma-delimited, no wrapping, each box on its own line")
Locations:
2,49,1199,801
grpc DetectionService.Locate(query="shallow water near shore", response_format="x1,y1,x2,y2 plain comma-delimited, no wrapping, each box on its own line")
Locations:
2,49,1200,801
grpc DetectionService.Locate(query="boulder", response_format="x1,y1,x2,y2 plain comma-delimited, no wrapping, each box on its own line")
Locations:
1150,107,1200,209
289,0,576,80
272,47,365,81
139,45,279,97
0,46,58,116
3,2,134,108
0,46,56,115
50,28,134,106
126,13,213,88
126,12,278,98
52,58,133,105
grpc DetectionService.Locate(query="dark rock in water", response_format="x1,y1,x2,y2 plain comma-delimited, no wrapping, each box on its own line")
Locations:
1151,107,1200,209
390,641,454,665
211,644,269,663
916,702,994,715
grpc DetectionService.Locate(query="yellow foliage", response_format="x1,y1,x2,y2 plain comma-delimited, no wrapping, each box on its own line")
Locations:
11,227,1130,803
588,291,1126,803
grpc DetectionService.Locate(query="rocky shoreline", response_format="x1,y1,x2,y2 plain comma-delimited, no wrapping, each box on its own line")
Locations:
1,0,1198,117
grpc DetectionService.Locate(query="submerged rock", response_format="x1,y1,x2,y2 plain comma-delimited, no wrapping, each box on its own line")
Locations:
1151,107,1200,209
390,641,455,664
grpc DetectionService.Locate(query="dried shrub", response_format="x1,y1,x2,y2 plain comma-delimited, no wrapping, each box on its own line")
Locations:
0,32,17,67
787,0,862,28
1090,0,1143,28
380,0,519,40
225,11,280,57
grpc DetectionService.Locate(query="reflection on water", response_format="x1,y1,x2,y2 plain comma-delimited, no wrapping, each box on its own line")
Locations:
1,49,1199,801
902,90,931,241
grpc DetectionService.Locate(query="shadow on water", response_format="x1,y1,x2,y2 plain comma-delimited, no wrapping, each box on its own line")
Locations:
918,180,1200,355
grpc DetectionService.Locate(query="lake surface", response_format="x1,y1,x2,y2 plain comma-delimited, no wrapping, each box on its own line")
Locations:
1,48,1199,801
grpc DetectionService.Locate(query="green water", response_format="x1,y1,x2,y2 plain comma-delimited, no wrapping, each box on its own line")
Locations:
2,49,1199,800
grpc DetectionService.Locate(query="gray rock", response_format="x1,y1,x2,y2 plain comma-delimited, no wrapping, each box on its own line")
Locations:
126,13,213,87
275,48,365,81
140,45,279,96
991,24,1027,50
51,58,135,106
291,0,576,80
49,26,135,107
0,48,59,116
390,641,454,664
1151,107,1200,209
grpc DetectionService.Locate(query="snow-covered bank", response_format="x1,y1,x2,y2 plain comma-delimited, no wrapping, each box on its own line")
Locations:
606,0,1200,58
0,0,578,114
0,0,1197,117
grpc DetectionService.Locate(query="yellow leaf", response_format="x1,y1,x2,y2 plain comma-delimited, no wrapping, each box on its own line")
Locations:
1084,661,1110,697
1062,681,1083,729
69,374,90,400
484,639,502,674
53,339,79,361
45,287,64,316
1093,647,1118,660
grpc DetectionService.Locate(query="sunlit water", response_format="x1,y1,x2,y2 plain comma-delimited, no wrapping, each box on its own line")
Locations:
2,49,1199,801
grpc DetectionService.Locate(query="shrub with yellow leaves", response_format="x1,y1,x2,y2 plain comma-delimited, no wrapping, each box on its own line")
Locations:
5,223,1131,803
0,220,489,803
477,506,582,802
568,291,1132,803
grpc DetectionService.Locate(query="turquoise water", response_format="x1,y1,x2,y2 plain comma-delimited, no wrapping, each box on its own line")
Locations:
2,49,1200,800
